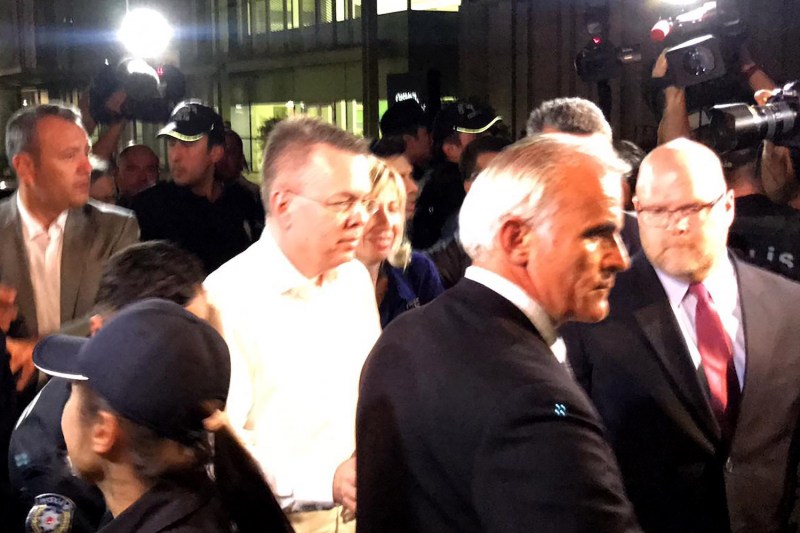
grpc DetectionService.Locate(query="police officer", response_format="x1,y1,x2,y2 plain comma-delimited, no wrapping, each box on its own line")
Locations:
31,299,291,533
8,242,208,532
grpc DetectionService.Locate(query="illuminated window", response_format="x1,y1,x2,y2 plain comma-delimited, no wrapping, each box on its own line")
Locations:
270,0,285,31
302,0,316,27
320,0,333,22
410,0,459,11
378,0,407,14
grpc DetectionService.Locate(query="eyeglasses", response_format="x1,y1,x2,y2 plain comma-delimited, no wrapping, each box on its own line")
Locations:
287,191,379,216
636,192,726,228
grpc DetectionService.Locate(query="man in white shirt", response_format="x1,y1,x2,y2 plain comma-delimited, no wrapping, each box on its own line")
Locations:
564,138,800,533
357,134,641,532
204,117,381,532
0,103,139,399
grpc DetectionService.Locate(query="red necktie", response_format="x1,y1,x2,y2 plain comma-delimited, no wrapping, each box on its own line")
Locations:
688,283,734,419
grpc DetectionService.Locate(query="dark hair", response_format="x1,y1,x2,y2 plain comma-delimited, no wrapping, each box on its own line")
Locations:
370,135,406,158
526,97,612,138
459,135,513,183
6,103,84,162
78,384,292,533
613,139,646,192
379,100,428,137
94,241,205,313
223,129,250,172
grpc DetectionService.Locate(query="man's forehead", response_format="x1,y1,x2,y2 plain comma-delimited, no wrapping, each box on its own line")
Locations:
36,115,87,142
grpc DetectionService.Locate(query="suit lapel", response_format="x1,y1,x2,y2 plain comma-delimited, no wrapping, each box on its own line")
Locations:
733,258,769,420
629,257,721,443
60,205,91,325
0,195,38,336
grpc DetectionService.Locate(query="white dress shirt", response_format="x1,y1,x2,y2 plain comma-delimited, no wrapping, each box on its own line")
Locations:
464,266,569,367
16,194,67,335
654,257,746,389
204,224,381,511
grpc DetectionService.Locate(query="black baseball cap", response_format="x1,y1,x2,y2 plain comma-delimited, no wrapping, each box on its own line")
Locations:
158,100,225,146
33,299,231,445
432,102,502,143
380,100,429,137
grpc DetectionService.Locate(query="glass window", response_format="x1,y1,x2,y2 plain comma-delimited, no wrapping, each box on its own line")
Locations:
320,0,333,23
410,0,459,11
270,0,285,31
288,0,298,28
378,0,407,14
301,0,316,27
253,0,267,34
335,0,347,21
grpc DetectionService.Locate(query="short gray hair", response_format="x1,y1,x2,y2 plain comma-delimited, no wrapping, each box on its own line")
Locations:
5,103,84,163
526,97,612,139
459,134,629,263
260,117,369,213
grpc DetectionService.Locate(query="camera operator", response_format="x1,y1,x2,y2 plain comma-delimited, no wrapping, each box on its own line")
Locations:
653,44,778,145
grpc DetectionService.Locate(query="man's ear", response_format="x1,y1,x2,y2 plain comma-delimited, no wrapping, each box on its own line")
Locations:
442,142,461,164
91,410,122,455
12,153,35,187
89,314,104,336
498,219,533,266
210,144,225,164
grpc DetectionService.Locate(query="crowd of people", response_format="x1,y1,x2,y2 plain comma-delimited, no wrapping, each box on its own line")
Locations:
1,49,800,533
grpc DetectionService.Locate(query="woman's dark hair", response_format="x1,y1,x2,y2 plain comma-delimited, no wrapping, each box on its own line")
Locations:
79,385,293,532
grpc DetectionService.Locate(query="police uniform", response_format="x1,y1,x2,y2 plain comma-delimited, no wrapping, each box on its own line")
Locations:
94,471,231,533
9,378,105,533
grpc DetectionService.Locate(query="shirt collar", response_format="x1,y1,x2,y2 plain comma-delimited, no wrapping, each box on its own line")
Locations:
464,265,559,347
654,254,737,308
16,193,68,241
260,222,340,295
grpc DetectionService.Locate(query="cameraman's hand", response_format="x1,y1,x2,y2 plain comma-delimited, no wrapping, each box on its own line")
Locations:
739,44,778,93
78,92,97,135
653,49,690,144
652,50,668,79
105,90,127,116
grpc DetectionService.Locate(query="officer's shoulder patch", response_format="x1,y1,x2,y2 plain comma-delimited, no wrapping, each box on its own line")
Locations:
26,493,75,533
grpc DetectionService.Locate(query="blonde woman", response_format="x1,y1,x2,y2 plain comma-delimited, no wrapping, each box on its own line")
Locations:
357,159,443,328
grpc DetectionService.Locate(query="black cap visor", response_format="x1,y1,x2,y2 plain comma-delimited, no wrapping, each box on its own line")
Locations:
33,335,90,381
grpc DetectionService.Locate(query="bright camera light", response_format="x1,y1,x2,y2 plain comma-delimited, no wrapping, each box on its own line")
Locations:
660,0,704,5
118,8,173,58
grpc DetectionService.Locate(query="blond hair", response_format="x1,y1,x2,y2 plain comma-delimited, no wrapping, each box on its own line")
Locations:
367,157,412,269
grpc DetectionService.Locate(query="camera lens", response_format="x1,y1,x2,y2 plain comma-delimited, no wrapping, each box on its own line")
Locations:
683,46,715,76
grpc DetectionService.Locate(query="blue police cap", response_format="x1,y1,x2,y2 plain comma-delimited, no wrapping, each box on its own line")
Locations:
33,299,231,445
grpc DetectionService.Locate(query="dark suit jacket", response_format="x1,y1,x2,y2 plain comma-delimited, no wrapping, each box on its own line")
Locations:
563,254,800,533
356,279,640,533
0,194,139,339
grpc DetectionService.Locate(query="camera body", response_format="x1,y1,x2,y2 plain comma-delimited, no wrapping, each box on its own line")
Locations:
704,81,800,152
89,59,186,125
654,1,746,88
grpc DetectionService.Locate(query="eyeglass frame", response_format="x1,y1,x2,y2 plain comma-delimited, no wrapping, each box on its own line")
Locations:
285,190,380,217
634,191,727,228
